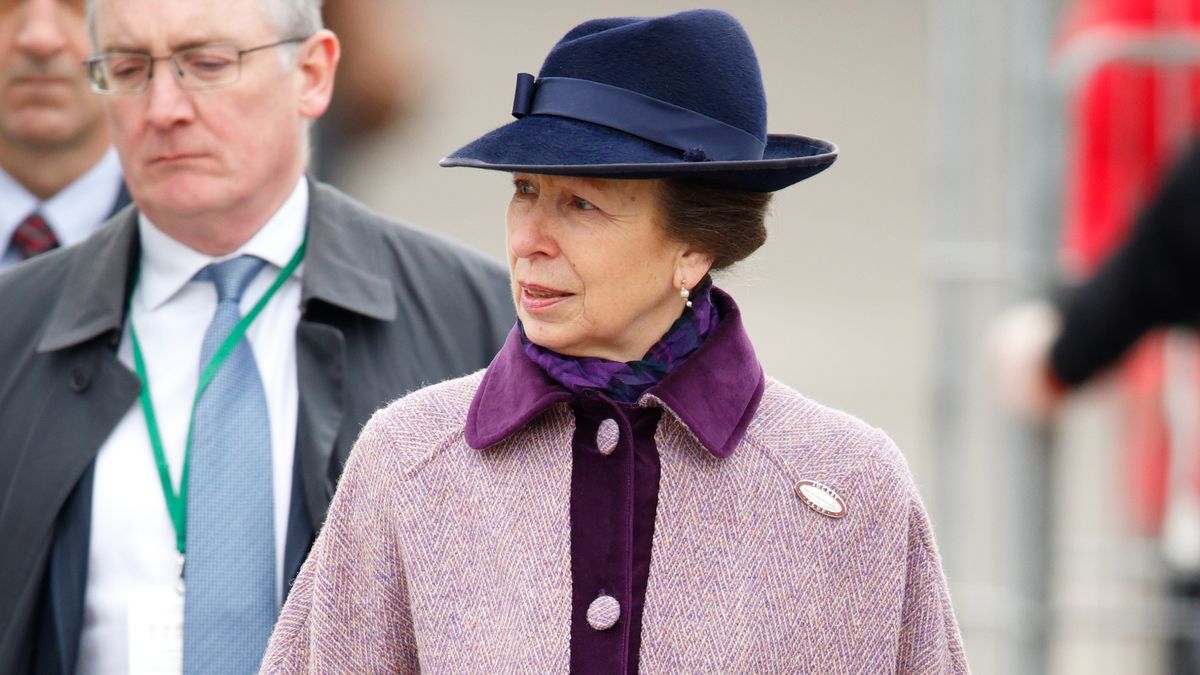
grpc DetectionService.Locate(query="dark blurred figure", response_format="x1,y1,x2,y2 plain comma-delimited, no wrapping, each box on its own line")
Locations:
1046,141,1200,399
312,0,425,182
995,139,1200,675
0,0,127,270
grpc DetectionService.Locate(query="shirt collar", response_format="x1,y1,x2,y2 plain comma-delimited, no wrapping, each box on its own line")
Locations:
0,147,122,250
465,286,765,458
137,176,308,310
42,147,124,247
0,168,38,245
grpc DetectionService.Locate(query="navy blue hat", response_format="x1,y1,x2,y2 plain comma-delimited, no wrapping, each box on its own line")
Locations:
440,9,837,192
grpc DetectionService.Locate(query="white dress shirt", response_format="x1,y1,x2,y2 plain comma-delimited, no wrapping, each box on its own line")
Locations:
0,147,123,269
78,178,307,675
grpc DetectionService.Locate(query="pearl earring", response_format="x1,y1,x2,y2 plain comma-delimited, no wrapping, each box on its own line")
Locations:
680,280,693,308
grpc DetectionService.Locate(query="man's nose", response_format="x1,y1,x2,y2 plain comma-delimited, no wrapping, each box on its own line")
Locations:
144,58,197,129
15,0,70,61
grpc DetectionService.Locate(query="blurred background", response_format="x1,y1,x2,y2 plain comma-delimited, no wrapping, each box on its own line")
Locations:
320,0,1200,672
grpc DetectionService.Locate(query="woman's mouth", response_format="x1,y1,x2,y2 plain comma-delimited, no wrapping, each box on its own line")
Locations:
520,283,573,311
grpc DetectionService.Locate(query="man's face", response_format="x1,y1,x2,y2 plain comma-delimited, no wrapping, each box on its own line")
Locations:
93,0,311,226
0,0,105,152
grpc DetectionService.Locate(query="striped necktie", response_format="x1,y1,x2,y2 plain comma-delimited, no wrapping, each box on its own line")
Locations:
11,212,60,259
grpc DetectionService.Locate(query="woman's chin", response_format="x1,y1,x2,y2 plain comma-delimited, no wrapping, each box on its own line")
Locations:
522,321,567,351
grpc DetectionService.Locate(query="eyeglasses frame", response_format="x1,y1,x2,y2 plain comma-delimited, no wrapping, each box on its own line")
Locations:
84,36,310,95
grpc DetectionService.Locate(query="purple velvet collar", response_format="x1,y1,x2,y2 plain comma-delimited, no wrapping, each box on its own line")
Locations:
465,287,765,458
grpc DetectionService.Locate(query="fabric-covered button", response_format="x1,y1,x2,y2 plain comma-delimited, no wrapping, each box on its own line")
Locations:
595,418,619,456
586,594,620,630
69,366,91,393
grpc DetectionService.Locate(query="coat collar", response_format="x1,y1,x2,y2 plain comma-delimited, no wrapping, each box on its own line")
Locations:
37,177,397,354
465,287,765,458
299,180,396,321
36,206,138,353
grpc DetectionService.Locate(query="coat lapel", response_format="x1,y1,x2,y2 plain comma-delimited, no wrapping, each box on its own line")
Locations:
12,209,140,546
30,354,138,675
290,322,344,558
285,179,394,569
4,353,138,675
299,180,396,323
0,211,140,670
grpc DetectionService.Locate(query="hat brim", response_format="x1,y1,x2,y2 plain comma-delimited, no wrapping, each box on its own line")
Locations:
439,115,837,192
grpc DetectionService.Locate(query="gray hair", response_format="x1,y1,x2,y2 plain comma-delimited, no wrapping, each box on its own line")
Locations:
259,0,324,40
87,0,324,46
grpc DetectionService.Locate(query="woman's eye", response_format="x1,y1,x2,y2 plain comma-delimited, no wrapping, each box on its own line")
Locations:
572,197,595,211
513,180,535,196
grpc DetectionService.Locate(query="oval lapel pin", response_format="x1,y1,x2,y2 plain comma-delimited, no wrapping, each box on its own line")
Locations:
795,479,847,519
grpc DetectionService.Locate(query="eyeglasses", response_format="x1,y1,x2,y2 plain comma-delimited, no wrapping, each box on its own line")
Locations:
84,38,308,95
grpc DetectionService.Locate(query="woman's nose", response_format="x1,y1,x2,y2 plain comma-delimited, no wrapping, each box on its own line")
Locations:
507,204,559,259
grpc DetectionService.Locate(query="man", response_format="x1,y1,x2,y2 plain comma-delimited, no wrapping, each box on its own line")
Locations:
0,0,127,268
0,0,514,672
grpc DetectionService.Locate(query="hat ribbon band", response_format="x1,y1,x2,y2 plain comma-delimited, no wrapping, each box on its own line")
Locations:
511,73,766,162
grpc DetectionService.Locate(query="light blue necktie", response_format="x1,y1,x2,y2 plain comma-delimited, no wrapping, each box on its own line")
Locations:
183,255,276,674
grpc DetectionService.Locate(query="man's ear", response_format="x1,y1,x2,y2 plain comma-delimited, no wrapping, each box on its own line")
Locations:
296,29,340,121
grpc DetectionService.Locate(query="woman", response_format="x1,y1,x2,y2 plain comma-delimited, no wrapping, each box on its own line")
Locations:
264,9,967,673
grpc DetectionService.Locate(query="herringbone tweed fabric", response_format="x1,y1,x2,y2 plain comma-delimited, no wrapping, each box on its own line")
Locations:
262,372,968,673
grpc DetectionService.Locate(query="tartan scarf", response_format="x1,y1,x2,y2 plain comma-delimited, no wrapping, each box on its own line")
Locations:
520,280,720,403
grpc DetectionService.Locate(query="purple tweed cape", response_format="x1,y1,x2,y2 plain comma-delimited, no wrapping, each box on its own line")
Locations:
262,294,968,673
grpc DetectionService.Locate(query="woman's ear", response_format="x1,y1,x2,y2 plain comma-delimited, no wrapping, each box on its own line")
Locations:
676,248,715,290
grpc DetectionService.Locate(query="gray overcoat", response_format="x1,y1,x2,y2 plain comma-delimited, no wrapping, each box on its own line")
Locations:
0,179,515,673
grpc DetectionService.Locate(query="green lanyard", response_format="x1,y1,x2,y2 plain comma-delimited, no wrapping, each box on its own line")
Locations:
129,240,306,556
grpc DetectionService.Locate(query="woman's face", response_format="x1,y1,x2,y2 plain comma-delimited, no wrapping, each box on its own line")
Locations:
507,173,712,362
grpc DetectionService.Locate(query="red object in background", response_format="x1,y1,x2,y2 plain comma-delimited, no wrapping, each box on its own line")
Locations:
1056,0,1200,535
1122,338,1172,534
1057,0,1200,276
